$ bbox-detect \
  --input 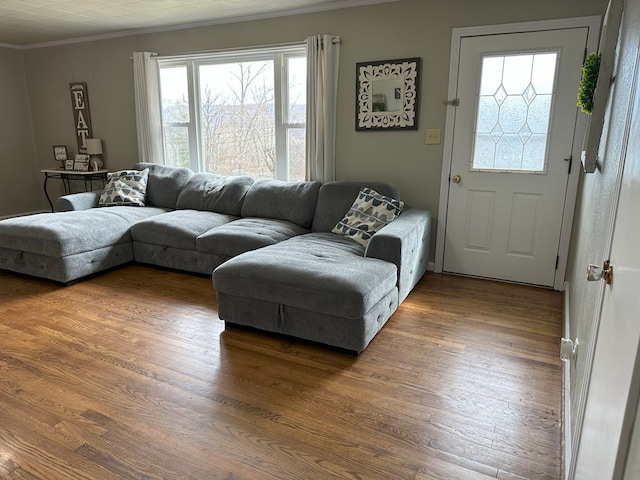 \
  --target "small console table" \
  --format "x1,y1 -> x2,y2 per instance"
41,168 -> 108,212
